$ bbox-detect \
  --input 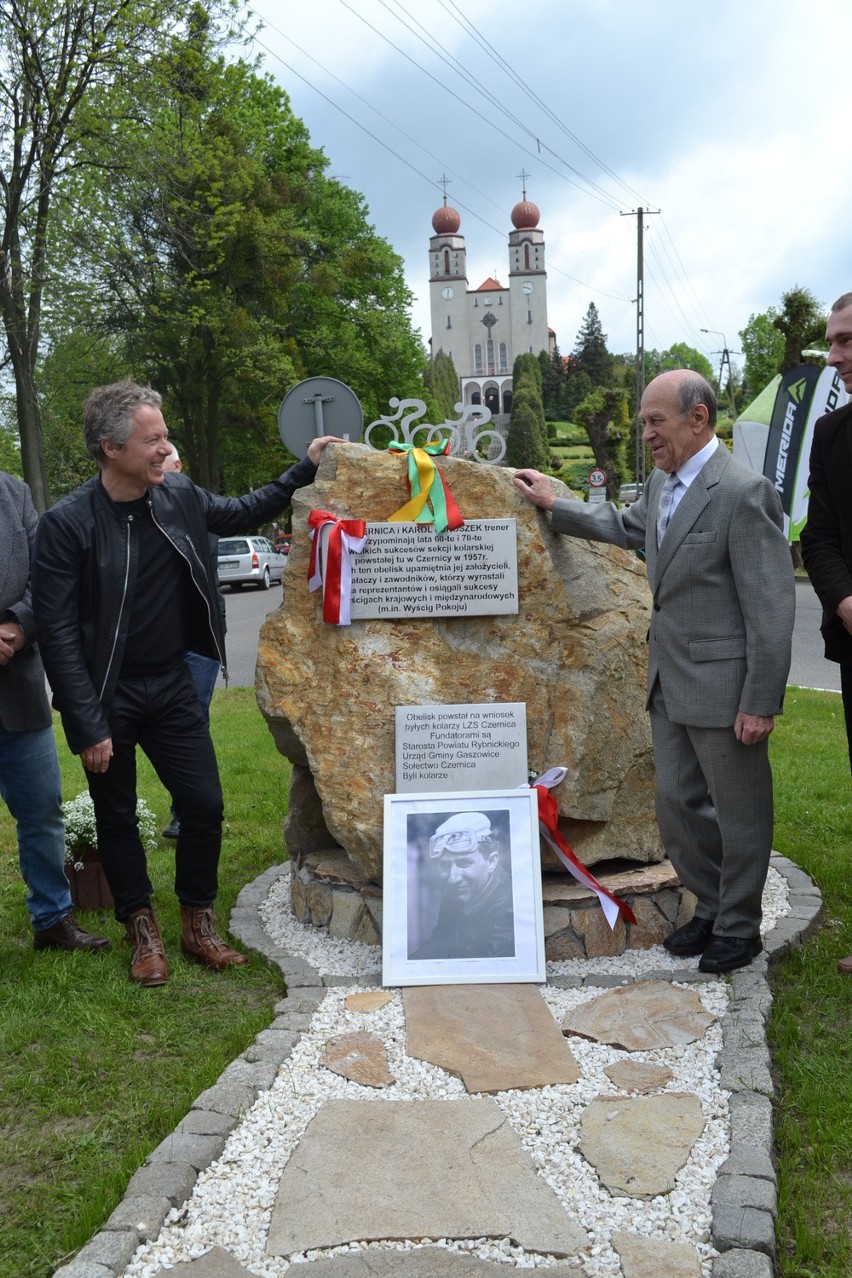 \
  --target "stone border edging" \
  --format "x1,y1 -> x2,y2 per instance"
52,853 -> 823,1278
